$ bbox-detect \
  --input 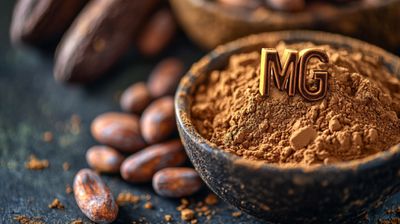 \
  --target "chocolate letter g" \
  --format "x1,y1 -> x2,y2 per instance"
297,49 -> 329,102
